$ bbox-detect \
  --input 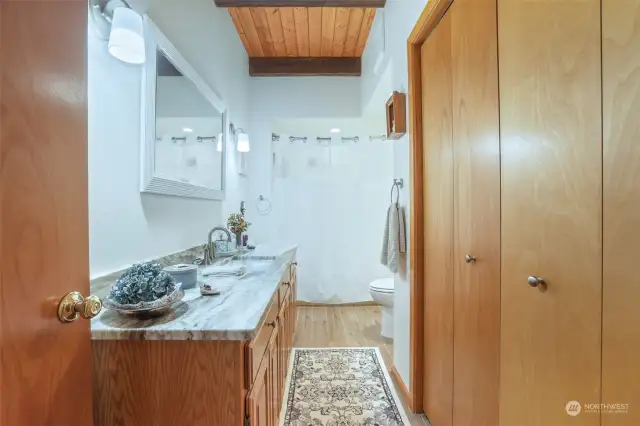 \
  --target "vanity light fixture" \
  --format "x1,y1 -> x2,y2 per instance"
90,0 -> 146,65
183,127 -> 193,133
237,133 -> 250,153
230,123 -> 250,153
330,128 -> 341,133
